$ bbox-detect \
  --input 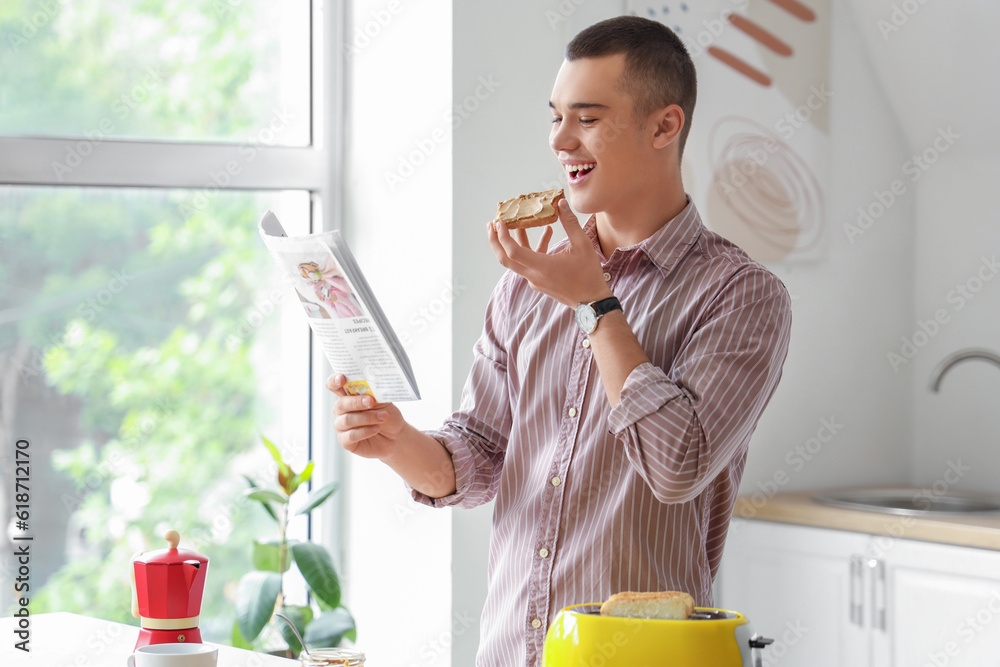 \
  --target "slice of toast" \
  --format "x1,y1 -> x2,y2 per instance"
494,188 -> 565,230
599,591 -> 695,620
